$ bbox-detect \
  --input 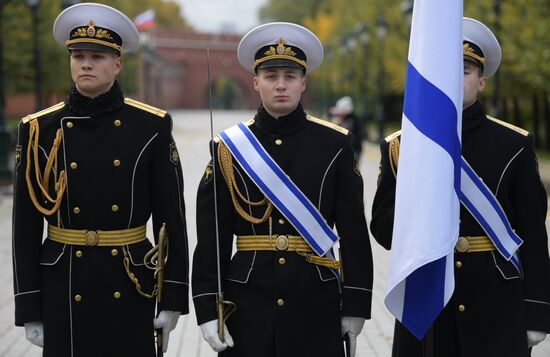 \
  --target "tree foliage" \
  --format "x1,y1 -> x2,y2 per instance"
260,0 -> 550,121
1,0 -> 191,97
